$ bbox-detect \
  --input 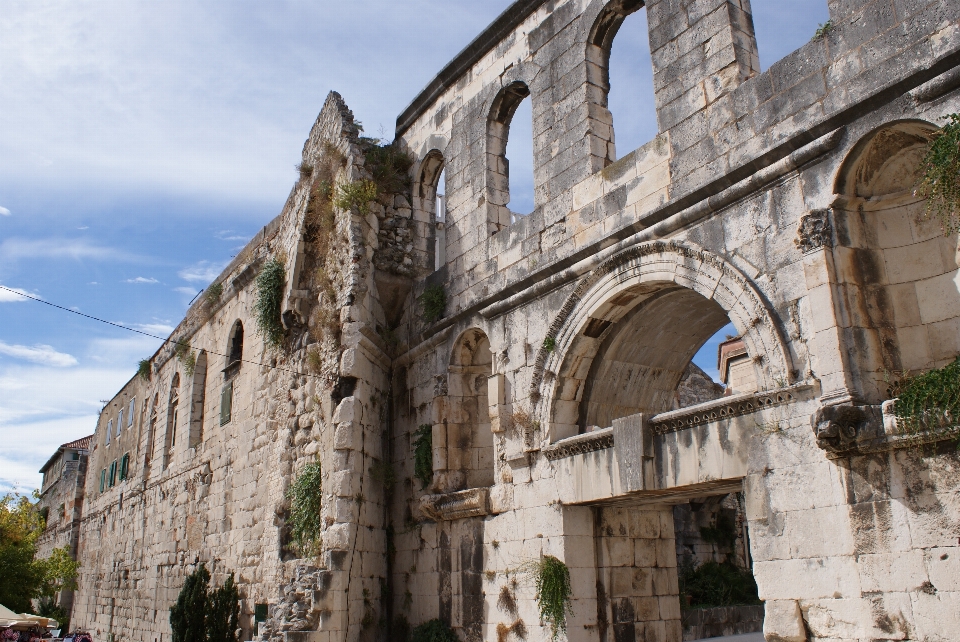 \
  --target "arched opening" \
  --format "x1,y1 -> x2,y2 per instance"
434,329 -> 495,492
164,373 -> 180,469
188,350 -> 207,449
227,320 -> 243,369
831,120 -> 957,401
574,285 -> 735,432
589,0 -> 657,160
487,82 -> 534,232
417,150 -> 446,271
